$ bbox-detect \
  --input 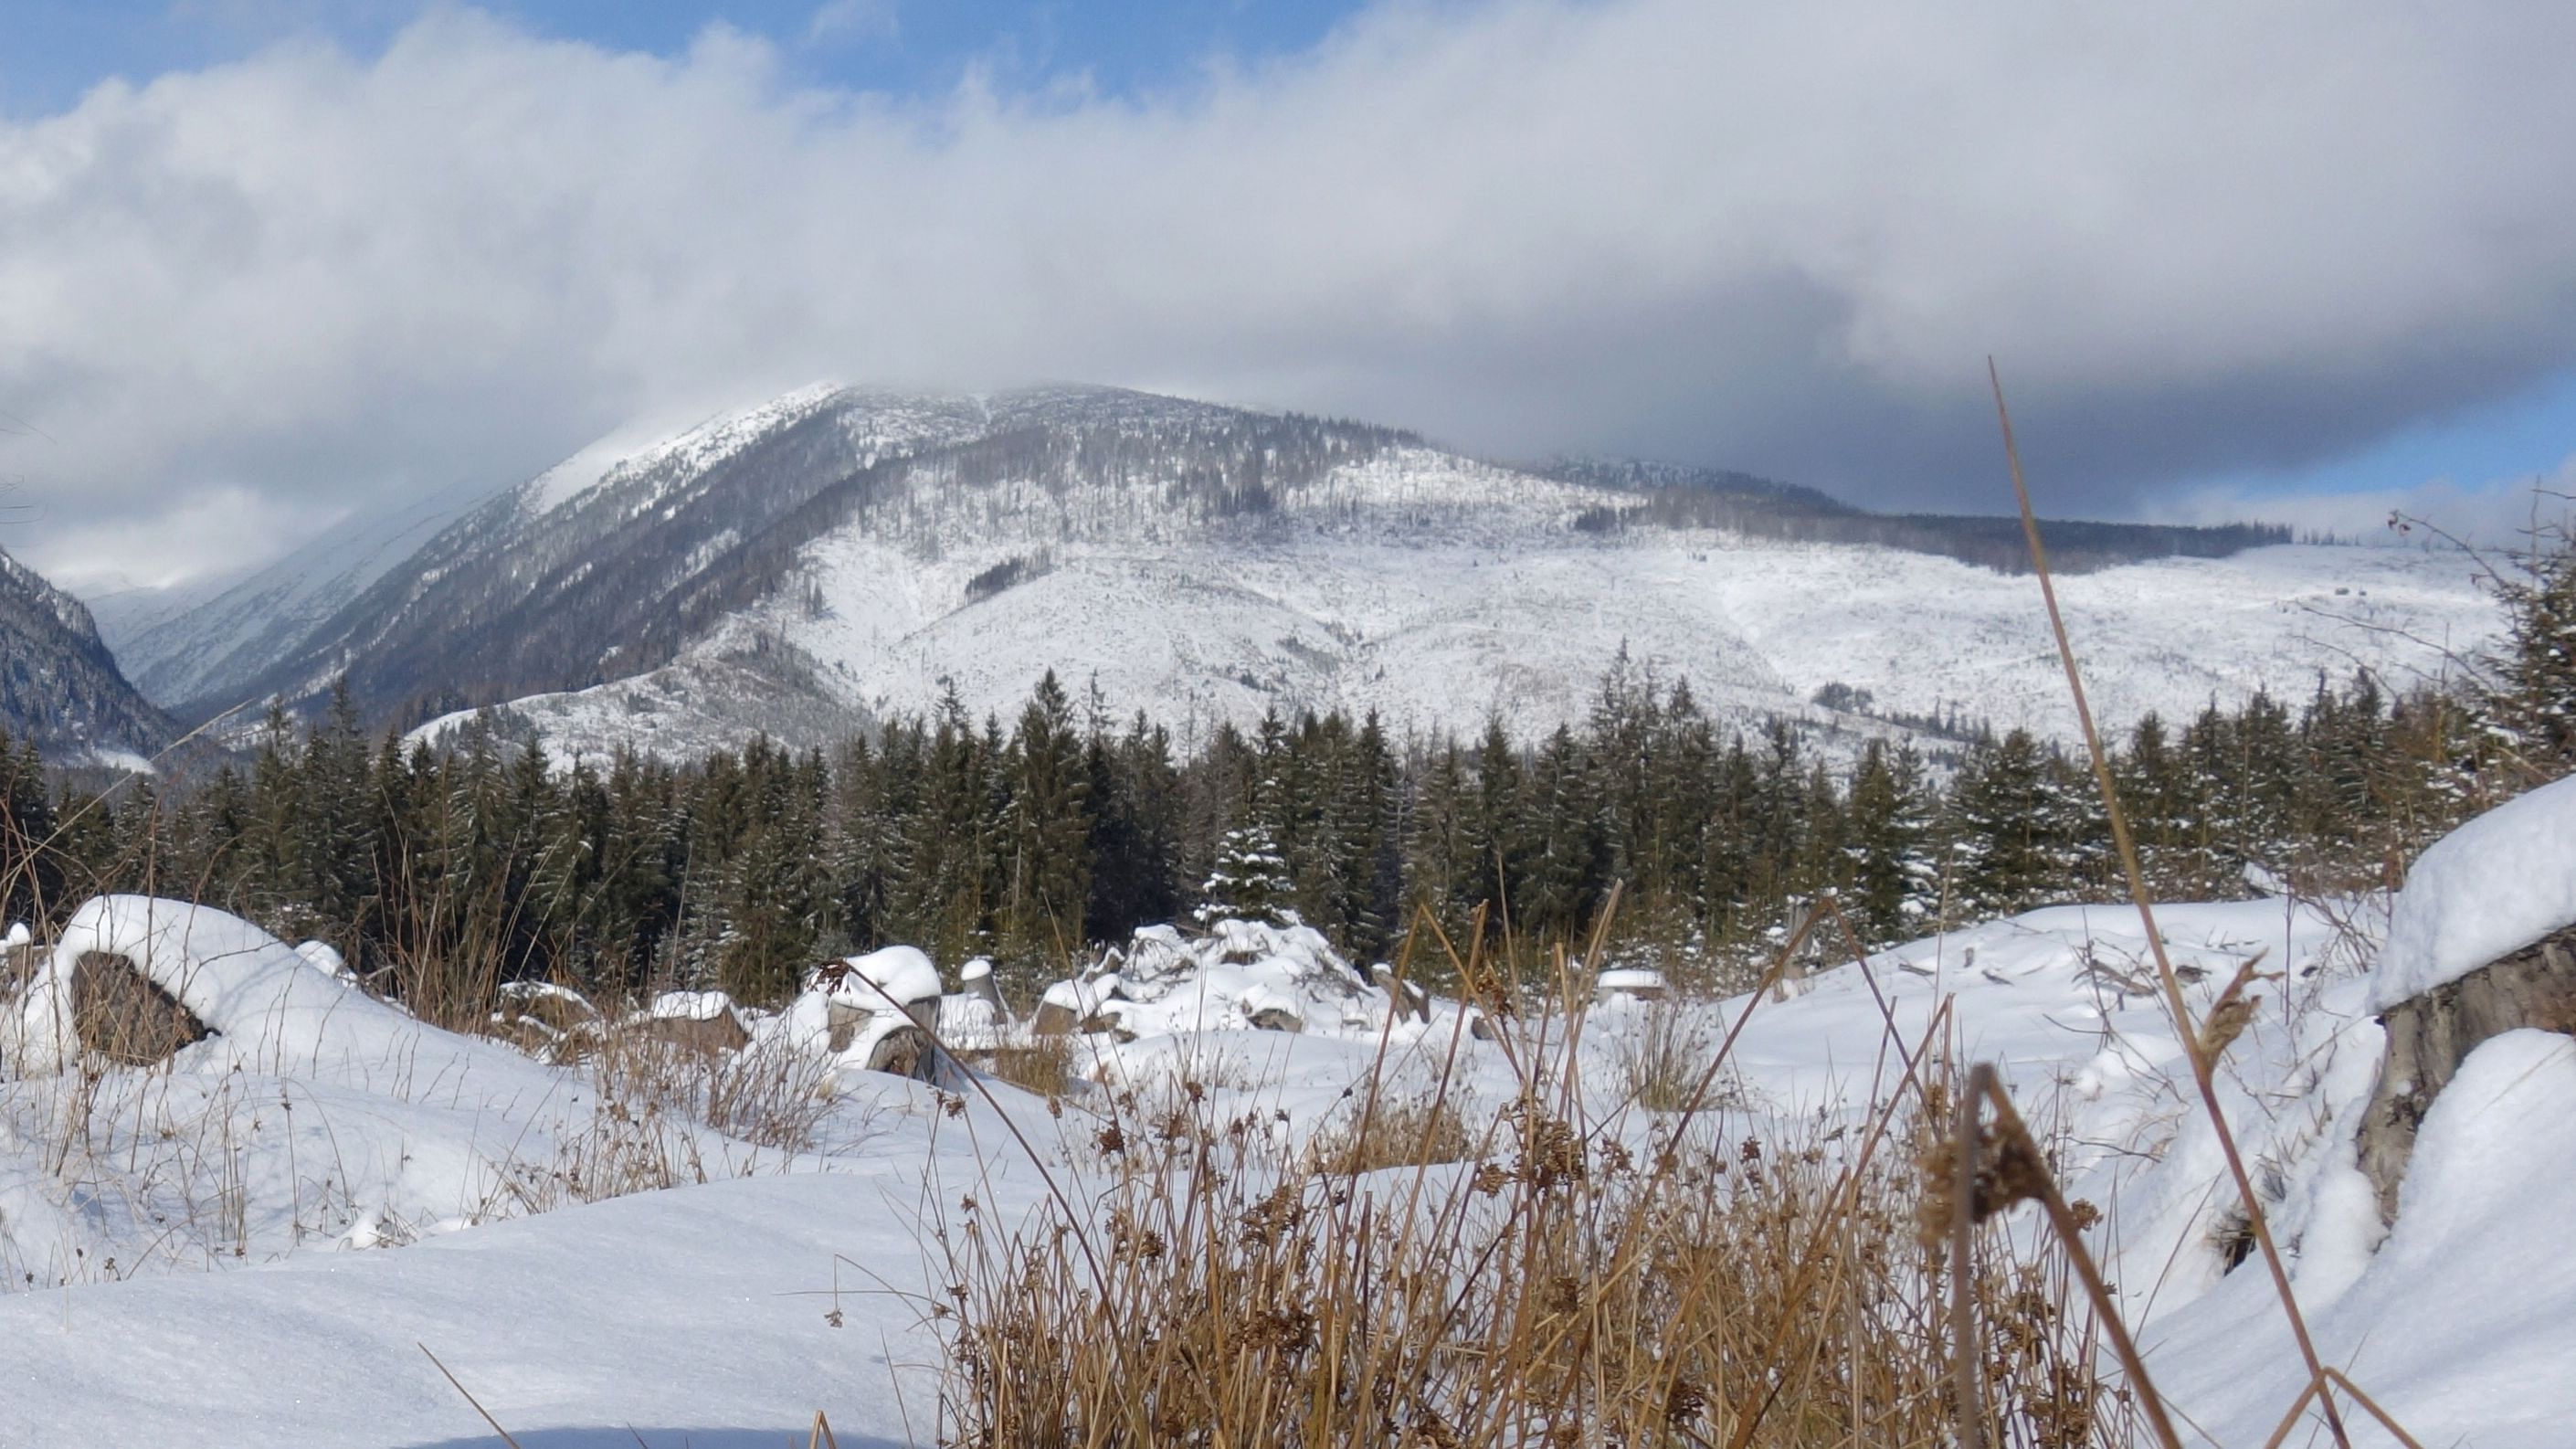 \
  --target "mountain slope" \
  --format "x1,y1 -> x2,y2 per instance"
0,546 -> 174,765
191,386 -> 1413,727
78,380 -> 2492,761
90,472 -> 512,711
373,386 -> 2489,763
